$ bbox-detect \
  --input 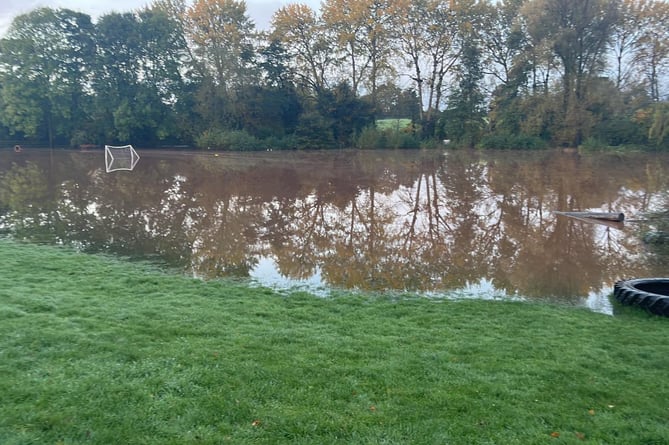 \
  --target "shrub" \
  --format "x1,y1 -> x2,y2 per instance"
593,116 -> 647,146
478,133 -> 547,150
261,135 -> 299,151
196,129 -> 261,151
355,126 -> 420,149
579,137 -> 612,152
355,126 -> 381,149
